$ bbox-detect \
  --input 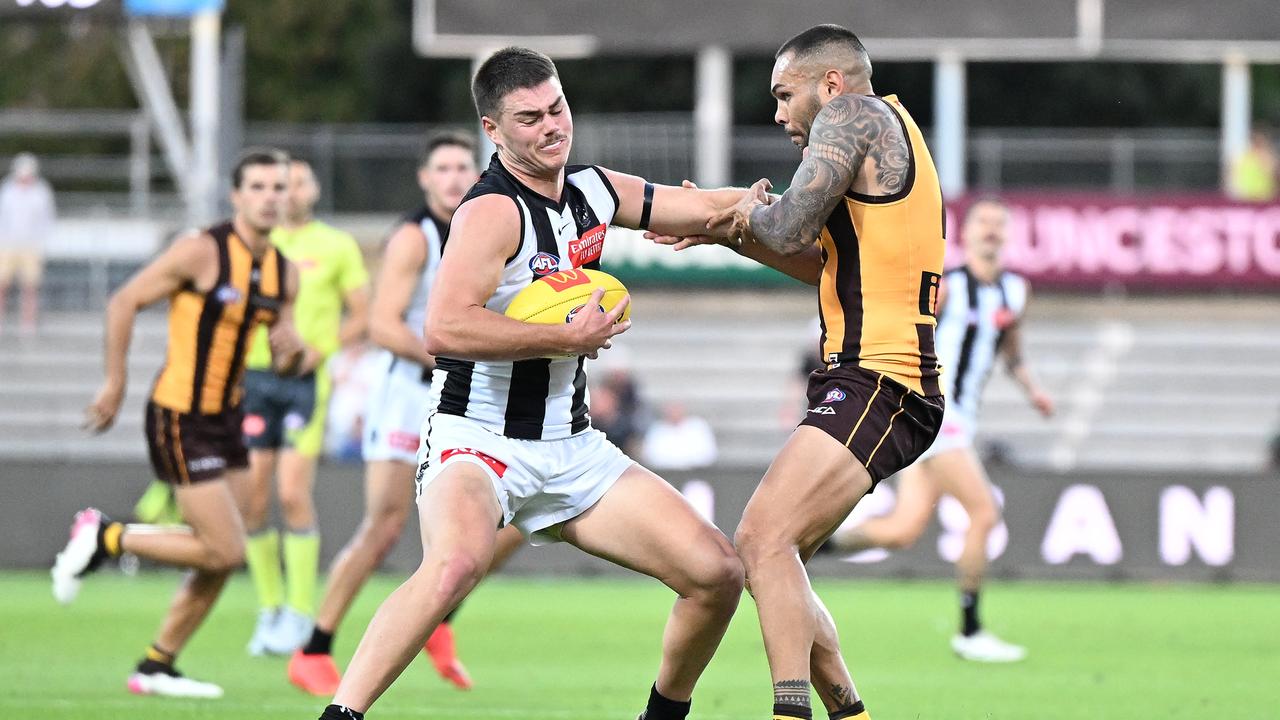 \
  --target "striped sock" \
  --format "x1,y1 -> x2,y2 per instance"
102,522 -> 125,557
145,643 -> 175,665
284,529 -> 320,616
